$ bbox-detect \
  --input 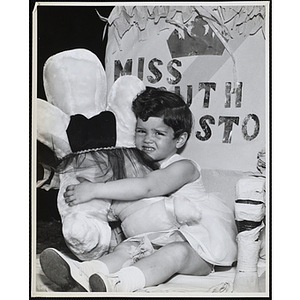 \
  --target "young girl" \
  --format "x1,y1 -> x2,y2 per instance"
40,87 -> 237,292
